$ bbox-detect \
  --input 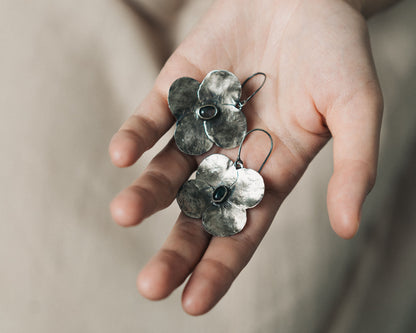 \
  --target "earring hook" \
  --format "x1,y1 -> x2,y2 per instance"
235,128 -> 274,173
237,72 -> 267,109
